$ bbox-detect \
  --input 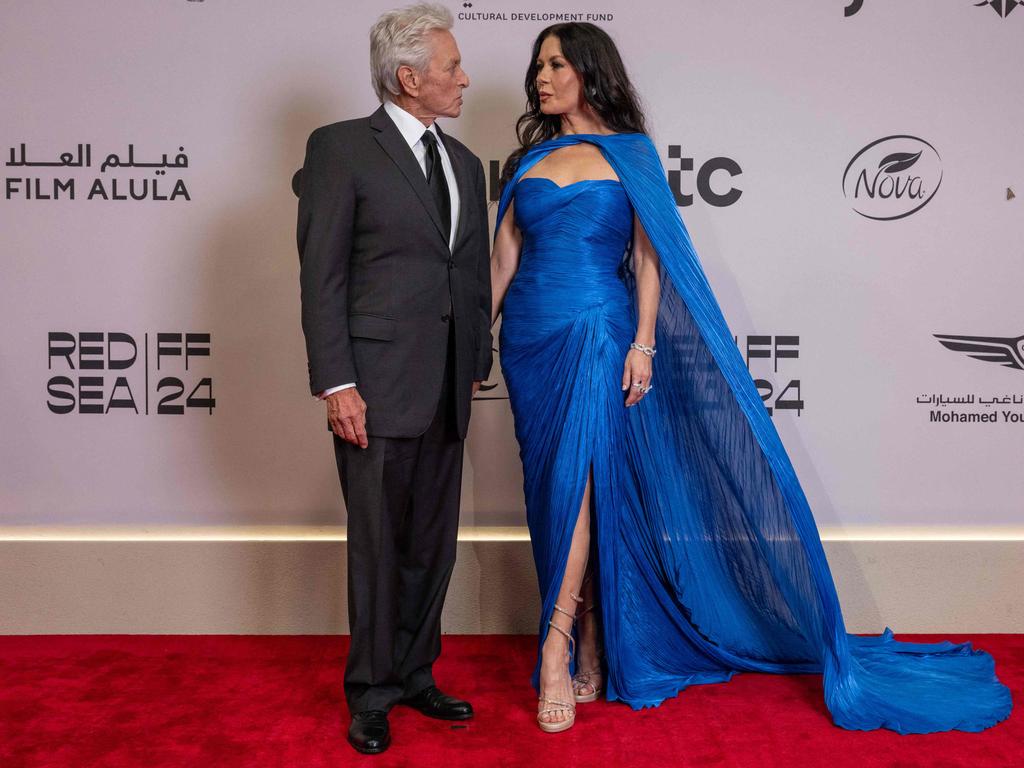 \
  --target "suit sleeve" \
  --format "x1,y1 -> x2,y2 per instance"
472,157 -> 494,381
297,127 -> 358,396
